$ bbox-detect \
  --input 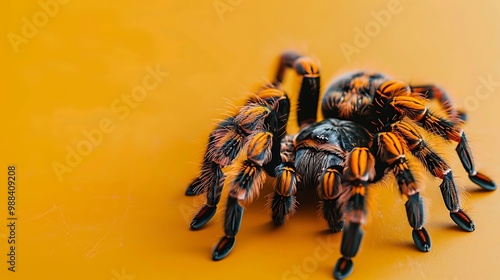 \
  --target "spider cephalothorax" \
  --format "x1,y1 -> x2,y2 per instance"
184,52 -> 496,279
